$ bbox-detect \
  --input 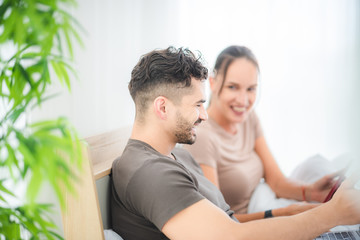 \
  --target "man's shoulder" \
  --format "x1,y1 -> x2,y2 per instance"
112,139 -> 169,173
113,139 -> 192,180
173,147 -> 203,174
112,139 -> 185,199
